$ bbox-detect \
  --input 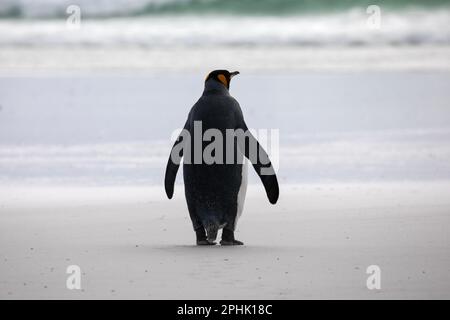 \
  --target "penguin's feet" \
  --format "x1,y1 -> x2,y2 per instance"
220,239 -> 244,246
220,229 -> 244,246
197,239 -> 216,246
195,228 -> 216,246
